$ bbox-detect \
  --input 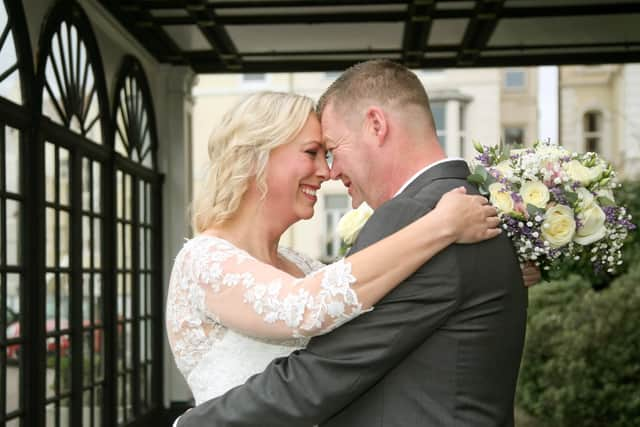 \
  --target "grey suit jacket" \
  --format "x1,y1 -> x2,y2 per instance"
178,160 -> 527,427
